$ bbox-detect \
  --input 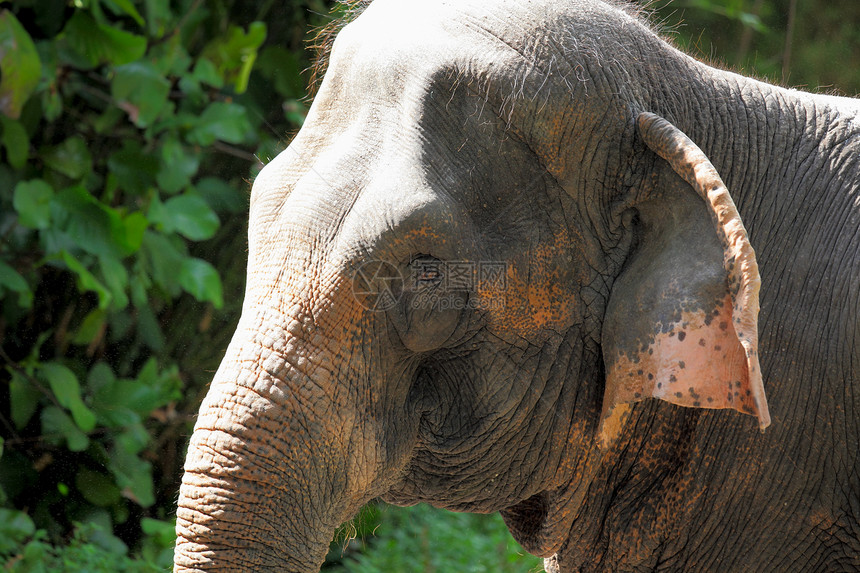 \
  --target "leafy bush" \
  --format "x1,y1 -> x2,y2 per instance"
1,510 -> 173,572
0,0 -> 323,565
325,503 -> 543,573
650,0 -> 860,94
